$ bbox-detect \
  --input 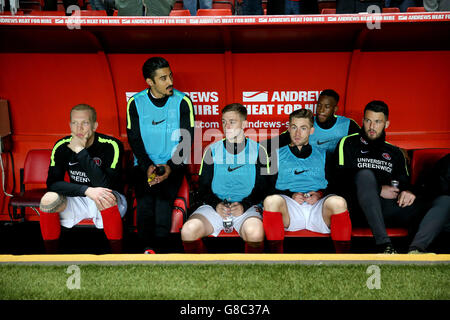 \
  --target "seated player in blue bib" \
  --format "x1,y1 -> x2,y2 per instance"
263,109 -> 352,253
181,103 -> 270,253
